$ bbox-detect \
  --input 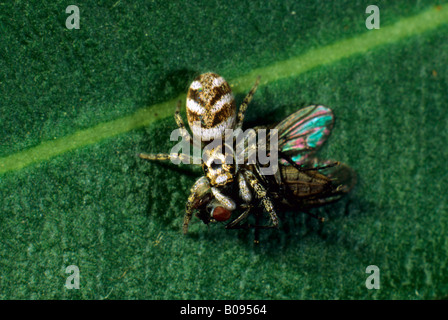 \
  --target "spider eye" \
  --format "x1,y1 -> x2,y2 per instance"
210,160 -> 222,170
211,163 -> 221,170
